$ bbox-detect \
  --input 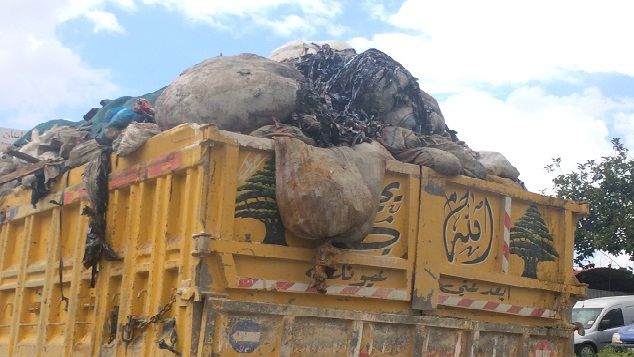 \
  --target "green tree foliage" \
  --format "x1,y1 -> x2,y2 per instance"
547,138 -> 634,263
510,204 -> 559,278
234,158 -> 286,245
